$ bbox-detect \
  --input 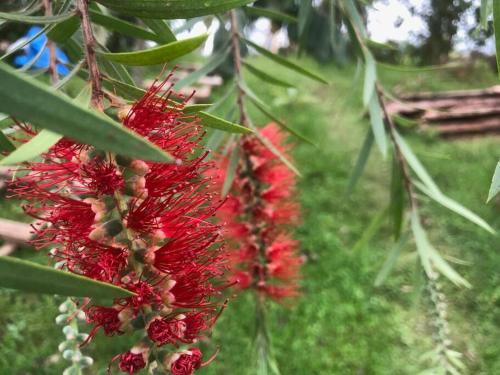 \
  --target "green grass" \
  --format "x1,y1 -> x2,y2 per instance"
0,58 -> 499,374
